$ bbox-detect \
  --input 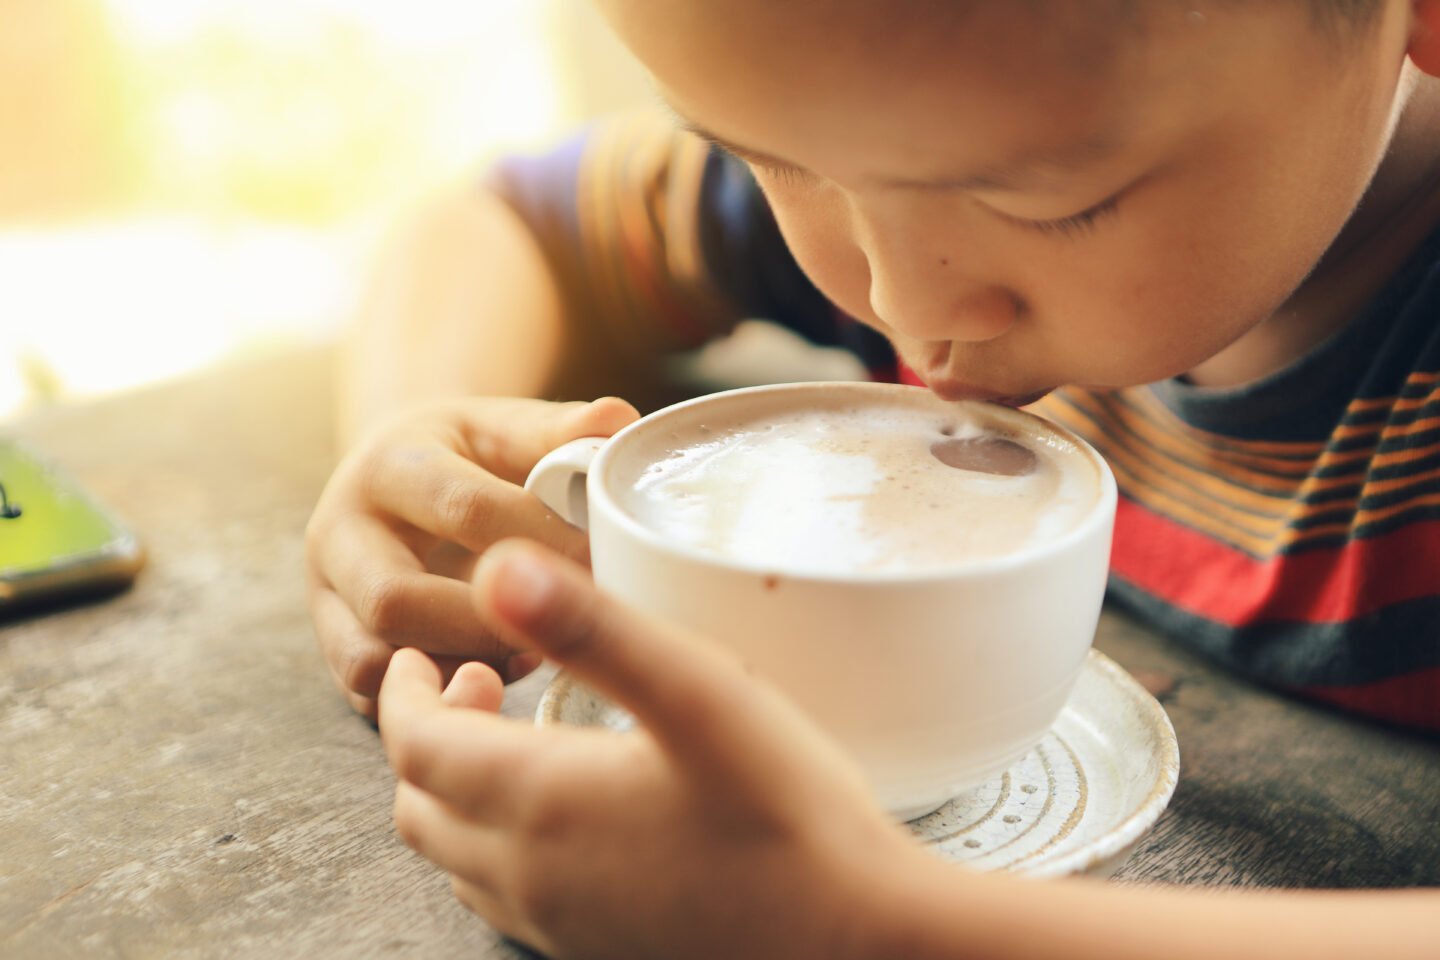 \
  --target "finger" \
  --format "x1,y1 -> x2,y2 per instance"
442,661 -> 505,711
472,540 -> 788,780
451,395 -> 640,485
313,586 -> 505,704
346,691 -> 378,721
379,648 -> 547,819
363,445 -> 592,563
449,875 -> 536,950
322,514 -> 525,658
393,781 -> 508,890
311,585 -> 396,701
